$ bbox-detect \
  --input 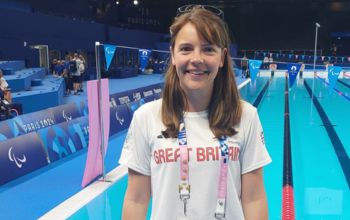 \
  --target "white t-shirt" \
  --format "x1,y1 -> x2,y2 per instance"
119,99 -> 271,220
0,77 -> 9,90
71,58 -> 84,76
